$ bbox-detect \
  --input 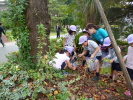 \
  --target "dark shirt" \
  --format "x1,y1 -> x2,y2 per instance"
0,26 -> 5,37
56,26 -> 60,31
